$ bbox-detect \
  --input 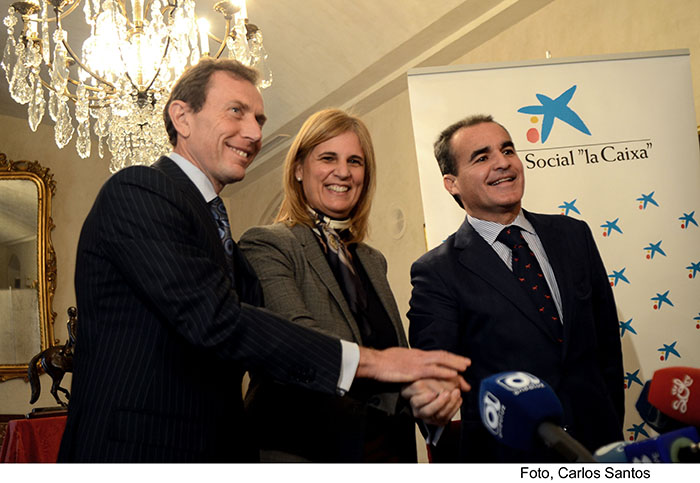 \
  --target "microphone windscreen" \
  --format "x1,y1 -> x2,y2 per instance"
636,381 -> 686,433
593,441 -> 628,462
479,371 -> 563,450
623,426 -> 699,463
648,367 -> 700,426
